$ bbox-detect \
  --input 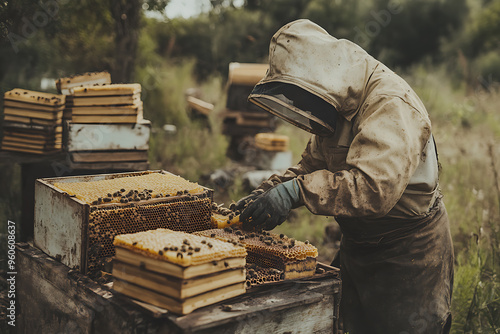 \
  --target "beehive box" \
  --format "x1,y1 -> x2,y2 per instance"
34,170 -> 213,274
64,120 -> 151,152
